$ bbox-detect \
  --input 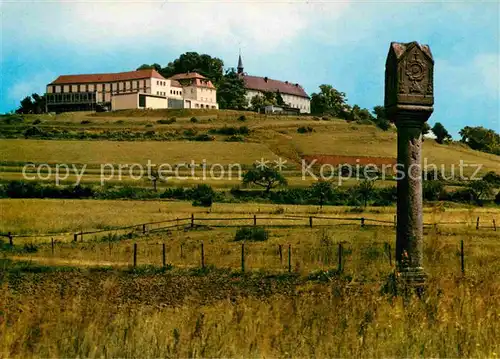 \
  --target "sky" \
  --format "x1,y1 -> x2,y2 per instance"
1,0 -> 499,137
